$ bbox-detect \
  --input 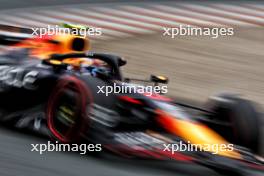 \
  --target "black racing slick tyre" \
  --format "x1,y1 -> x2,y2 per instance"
205,93 -> 261,154
46,76 -> 92,143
